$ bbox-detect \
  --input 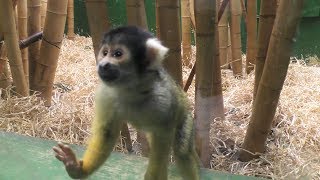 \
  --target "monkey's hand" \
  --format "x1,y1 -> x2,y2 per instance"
53,142 -> 87,179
